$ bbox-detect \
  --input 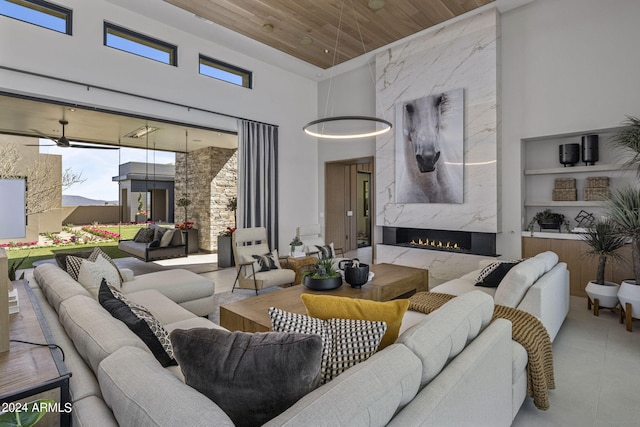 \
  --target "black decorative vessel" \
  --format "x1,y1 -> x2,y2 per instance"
581,135 -> 599,166
559,143 -> 580,167
303,276 -> 343,291
339,259 -> 370,288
